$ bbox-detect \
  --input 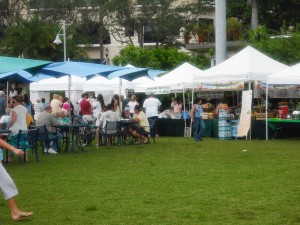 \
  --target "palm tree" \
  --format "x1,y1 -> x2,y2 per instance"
247,0 -> 258,29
